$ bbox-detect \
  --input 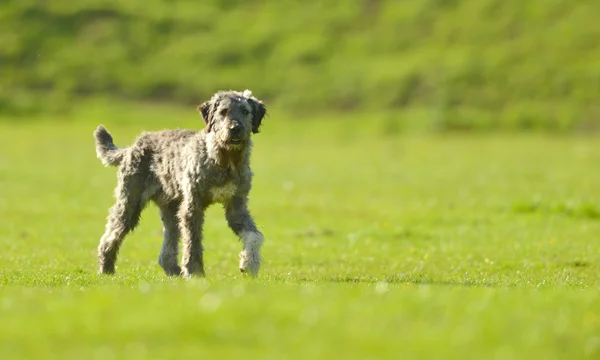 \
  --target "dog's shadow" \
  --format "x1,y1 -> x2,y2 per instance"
299,275 -> 502,288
